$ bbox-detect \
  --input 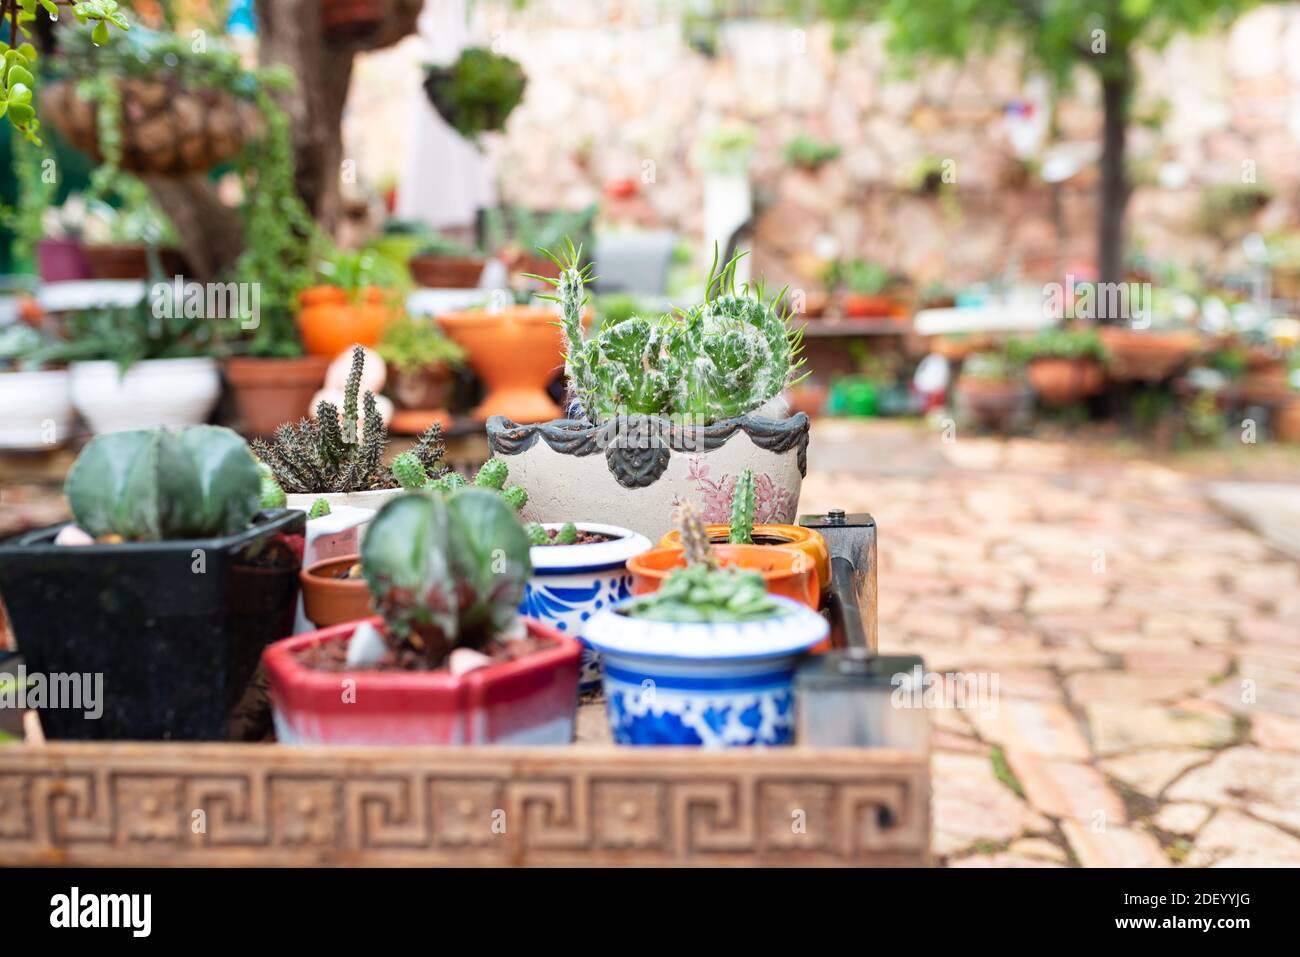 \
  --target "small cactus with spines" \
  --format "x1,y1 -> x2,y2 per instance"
500,485 -> 527,512
473,458 -> 508,490
391,451 -> 428,491
308,497 -> 332,519
524,522 -> 551,546
728,469 -> 756,544
677,500 -> 718,570
257,461 -> 286,509
555,522 -> 579,544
